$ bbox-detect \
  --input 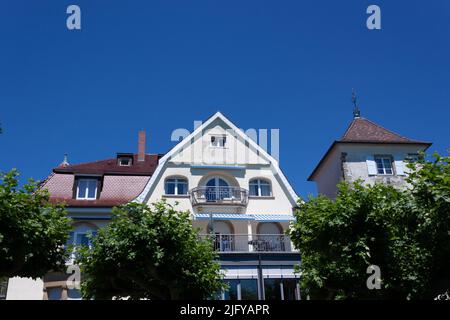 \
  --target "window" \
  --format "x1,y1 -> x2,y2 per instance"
223,279 -> 239,300
282,279 -> 300,300
165,178 -> 188,195
206,177 -> 230,201
118,157 -> 132,166
47,287 -> 62,300
211,135 -> 226,147
240,279 -> 258,300
264,279 -> 282,300
249,179 -> 272,197
374,156 -> 393,175
66,224 -> 97,262
222,279 -> 258,300
67,288 -> 82,300
76,179 -> 98,200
